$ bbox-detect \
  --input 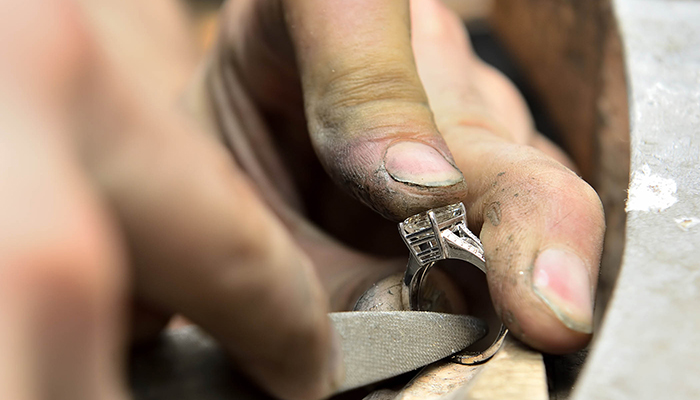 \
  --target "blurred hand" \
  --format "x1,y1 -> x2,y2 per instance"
0,1 -> 604,400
